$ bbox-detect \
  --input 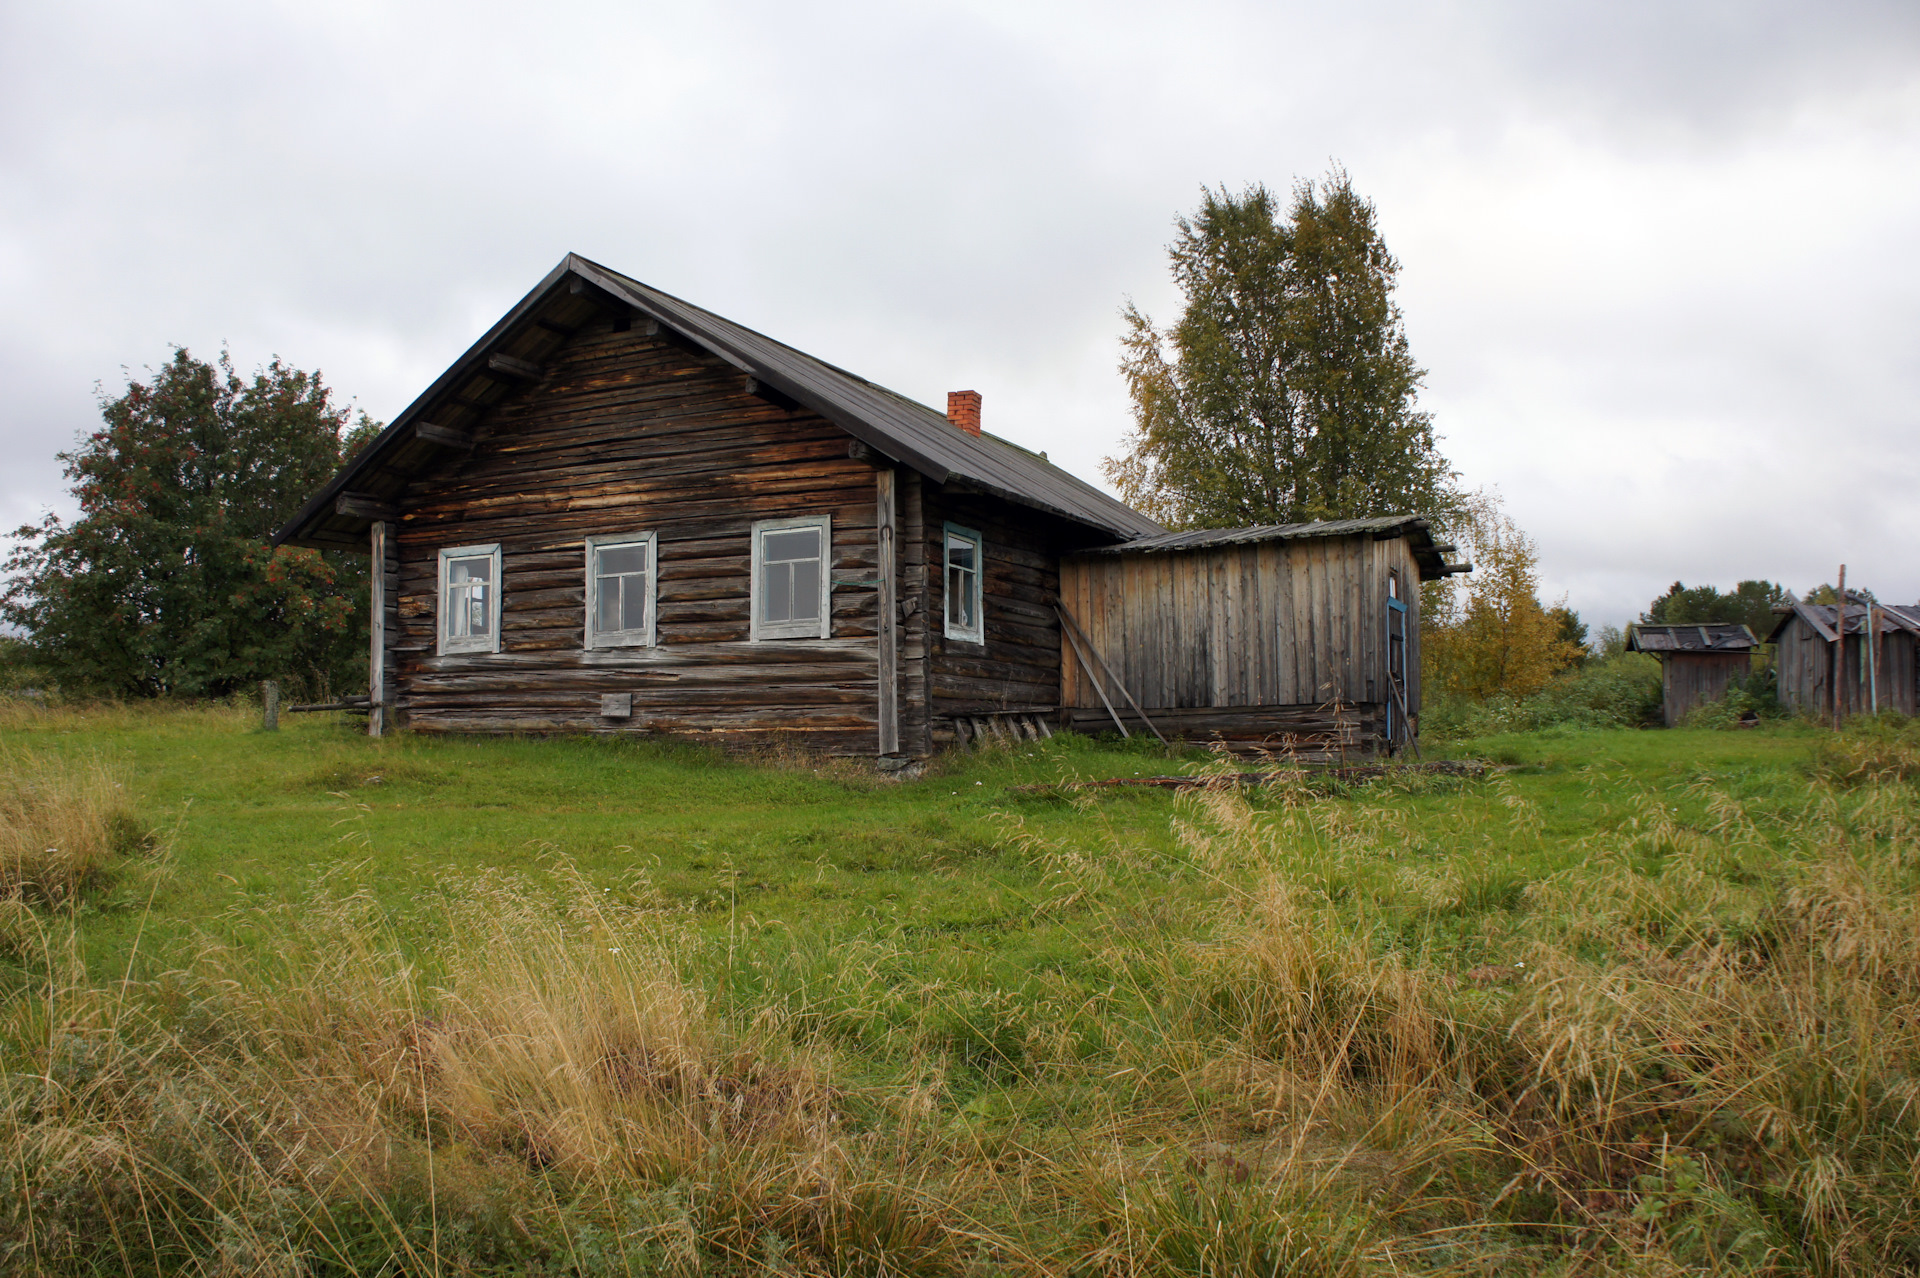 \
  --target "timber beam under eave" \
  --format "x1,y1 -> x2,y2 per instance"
335,492 -> 398,521
485,353 -> 544,380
